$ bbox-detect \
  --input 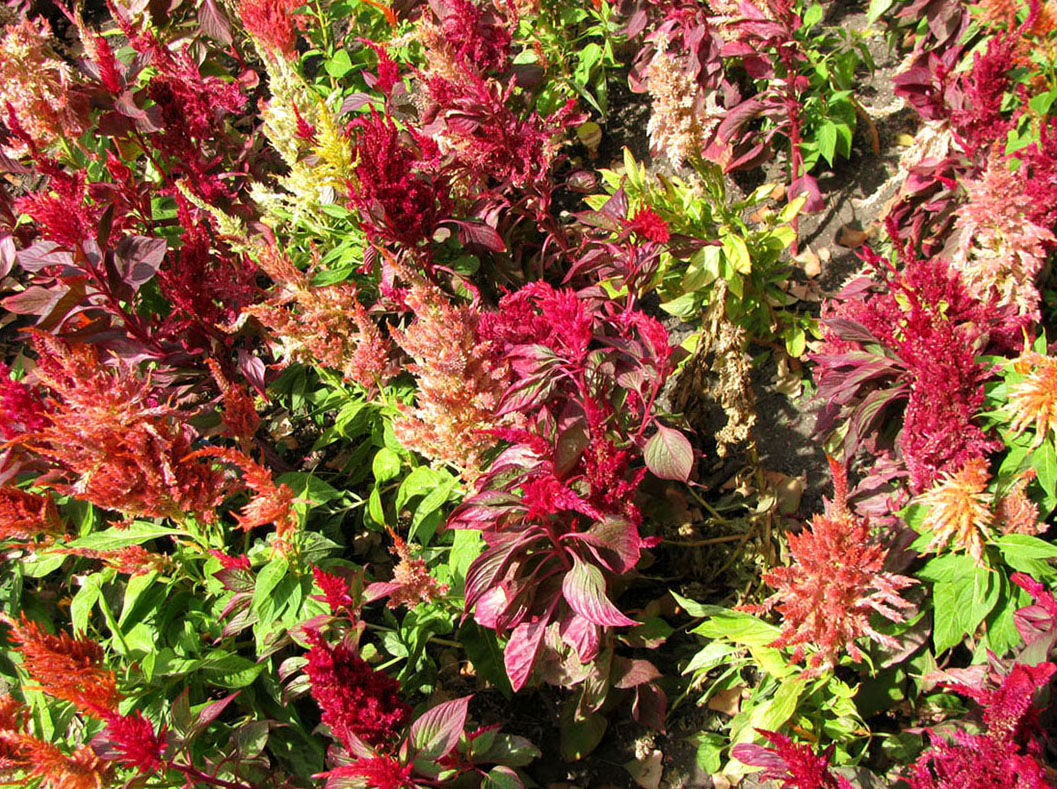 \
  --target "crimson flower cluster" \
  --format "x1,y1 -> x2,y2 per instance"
909,661 -> 1056,788
347,109 -> 452,251
732,729 -> 853,789
303,629 -> 411,750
